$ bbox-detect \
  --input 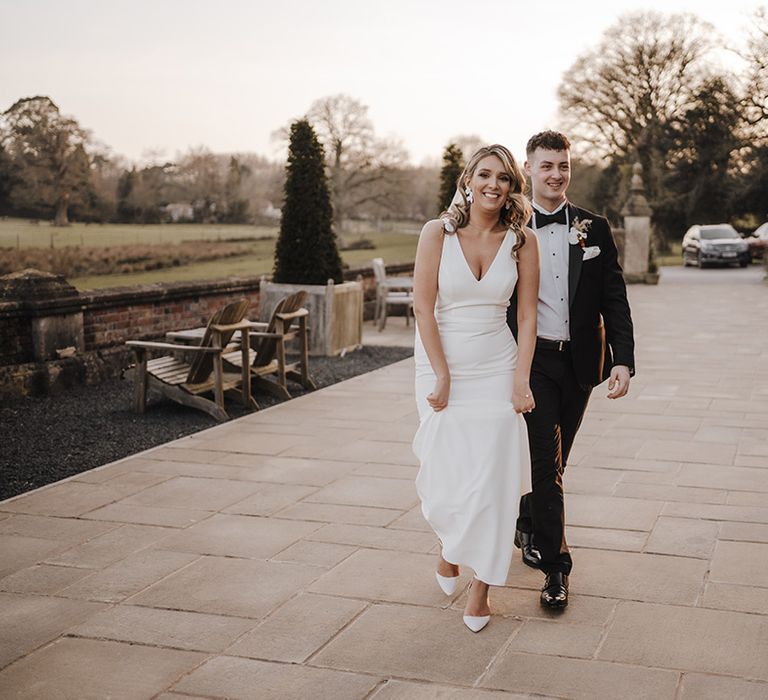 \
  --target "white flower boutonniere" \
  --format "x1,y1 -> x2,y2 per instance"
568,216 -> 592,247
